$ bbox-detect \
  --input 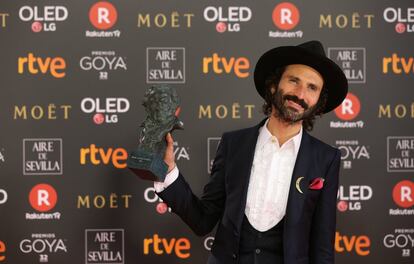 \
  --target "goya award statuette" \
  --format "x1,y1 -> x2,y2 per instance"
127,85 -> 183,181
